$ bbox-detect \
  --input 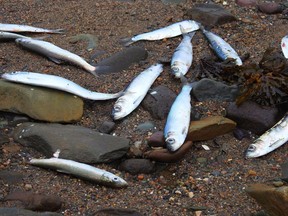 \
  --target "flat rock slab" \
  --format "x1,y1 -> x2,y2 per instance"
246,184 -> 288,216
0,208 -> 62,216
184,3 -> 237,27
13,123 -> 130,163
0,80 -> 83,123
187,116 -> 236,141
